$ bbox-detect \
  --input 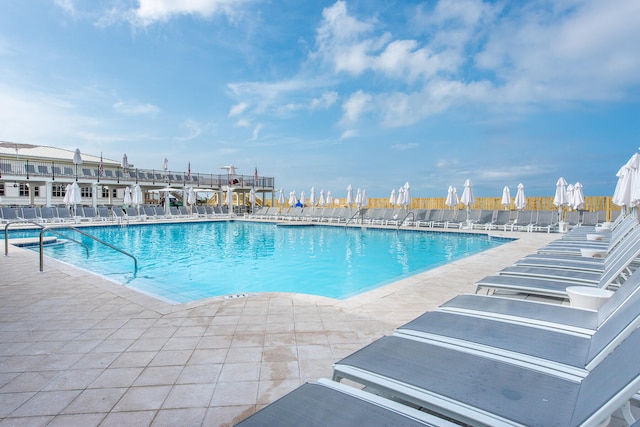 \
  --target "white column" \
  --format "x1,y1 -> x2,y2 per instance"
45,181 -> 53,207
92,182 -> 98,207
